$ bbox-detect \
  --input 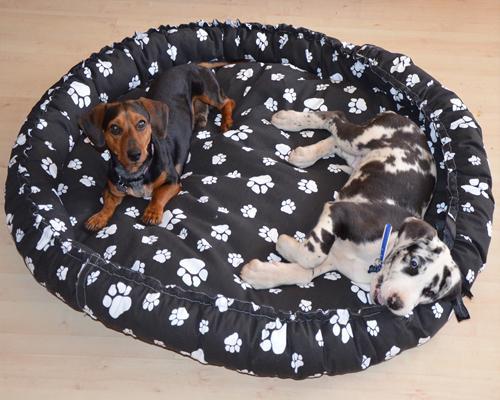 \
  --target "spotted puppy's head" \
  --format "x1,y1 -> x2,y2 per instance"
371,217 -> 462,316
79,98 -> 169,172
